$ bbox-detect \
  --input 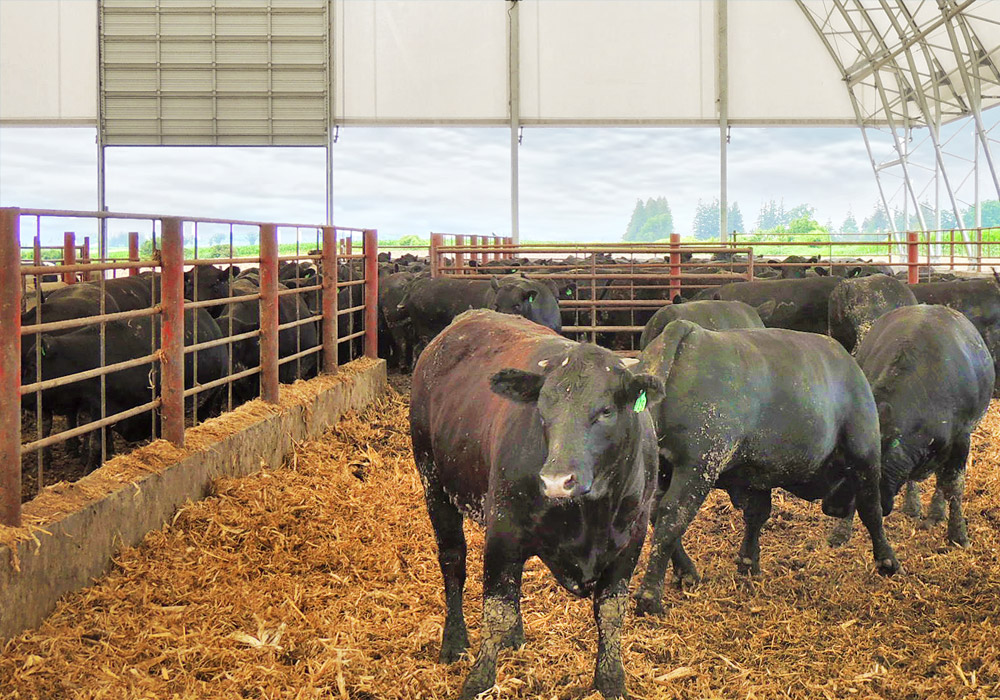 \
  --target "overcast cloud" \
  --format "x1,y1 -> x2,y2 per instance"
0,122 -> 968,244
